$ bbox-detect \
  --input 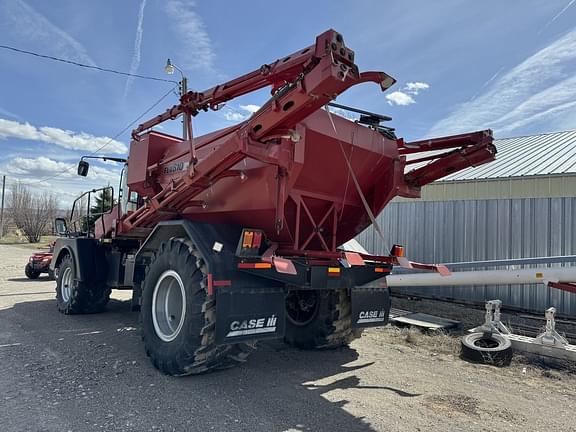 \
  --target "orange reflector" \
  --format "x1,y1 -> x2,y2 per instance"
242,231 -> 254,249
390,244 -> 405,257
328,267 -> 341,273
374,267 -> 387,273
